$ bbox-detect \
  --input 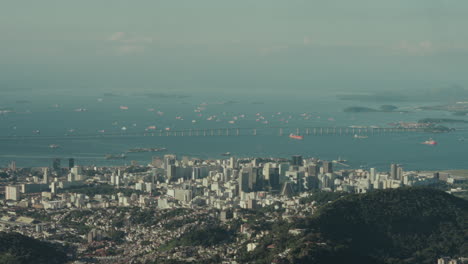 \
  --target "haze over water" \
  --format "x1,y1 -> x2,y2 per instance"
1,1 -> 468,170
1,92 -> 467,171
